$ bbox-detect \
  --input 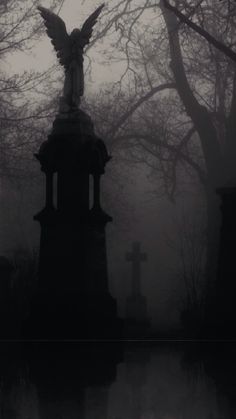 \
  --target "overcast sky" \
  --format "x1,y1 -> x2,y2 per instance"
6,0 -> 125,89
